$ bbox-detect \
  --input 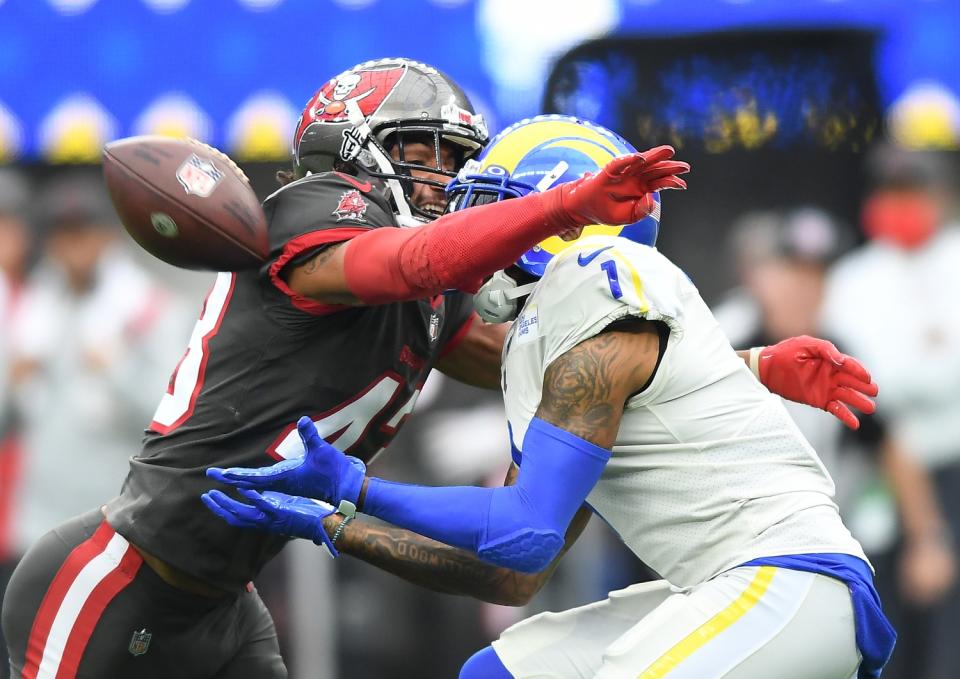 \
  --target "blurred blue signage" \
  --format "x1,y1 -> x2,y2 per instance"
0,0 -> 956,163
